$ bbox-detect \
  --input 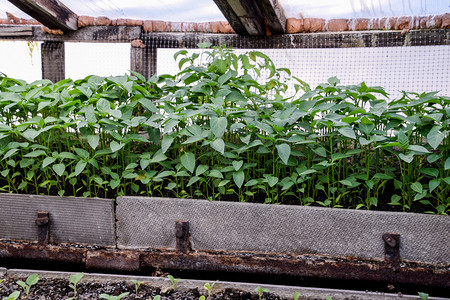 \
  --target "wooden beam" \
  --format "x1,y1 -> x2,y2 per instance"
213,0 -> 247,35
256,0 -> 286,34
214,0 -> 265,36
41,41 -> 64,82
0,25 -> 32,37
214,0 -> 286,36
8,0 -> 78,31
